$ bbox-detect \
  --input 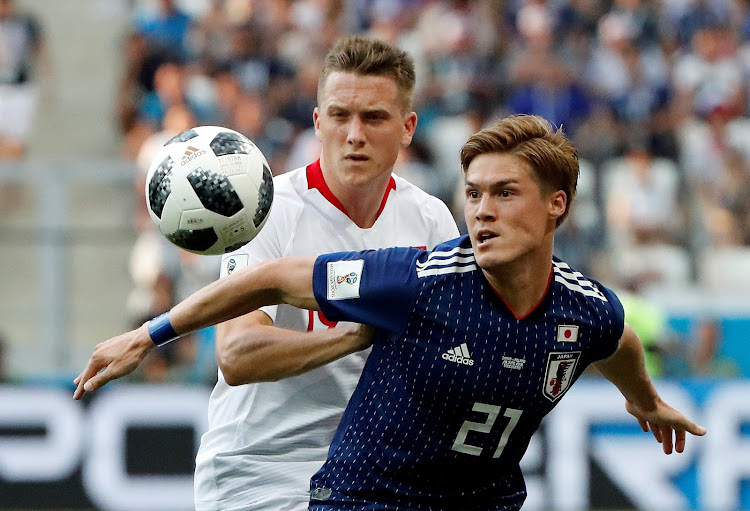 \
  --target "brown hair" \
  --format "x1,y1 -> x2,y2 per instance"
318,35 -> 416,112
460,114 -> 579,226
